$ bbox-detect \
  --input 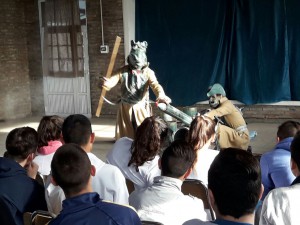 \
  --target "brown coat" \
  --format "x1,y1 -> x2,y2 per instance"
105,66 -> 167,139
206,97 -> 250,150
